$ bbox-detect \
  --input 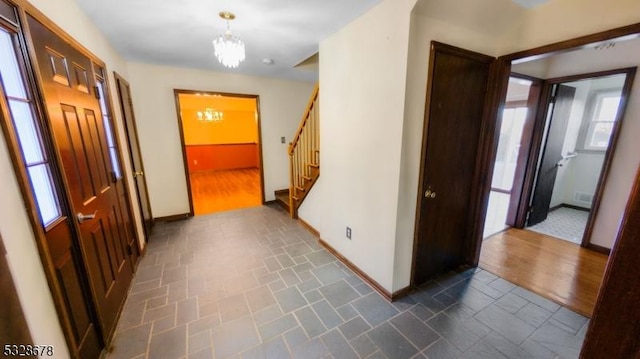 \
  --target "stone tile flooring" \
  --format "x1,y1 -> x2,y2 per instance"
107,205 -> 588,359
528,208 -> 588,245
